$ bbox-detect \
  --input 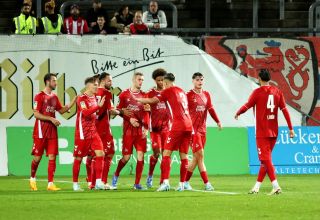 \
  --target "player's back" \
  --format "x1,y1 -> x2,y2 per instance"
253,85 -> 286,137
161,86 -> 192,131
